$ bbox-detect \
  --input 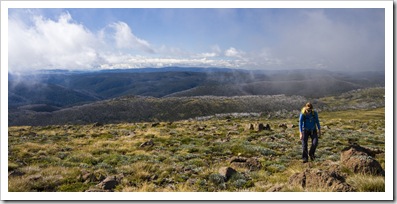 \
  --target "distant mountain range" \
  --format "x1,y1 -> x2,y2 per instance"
8,67 -> 385,126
